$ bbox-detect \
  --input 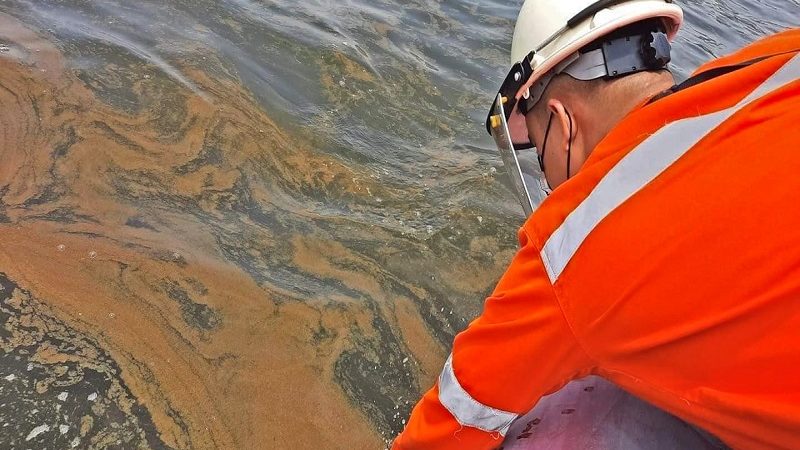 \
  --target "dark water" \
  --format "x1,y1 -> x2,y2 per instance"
0,1 -> 796,448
